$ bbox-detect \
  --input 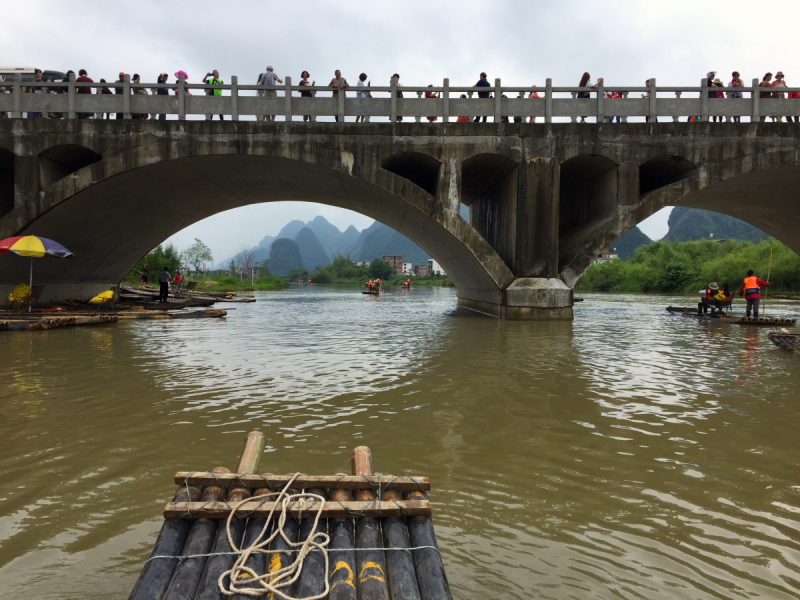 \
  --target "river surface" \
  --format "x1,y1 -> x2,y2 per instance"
1,286 -> 800,599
